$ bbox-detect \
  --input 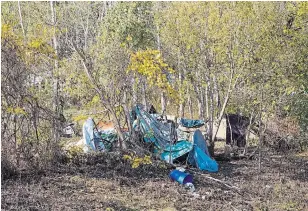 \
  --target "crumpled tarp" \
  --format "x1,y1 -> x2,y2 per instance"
82,105 -> 218,172
83,118 -> 117,152
188,130 -> 218,172
134,105 -> 193,161
179,118 -> 205,128
133,105 -> 218,172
